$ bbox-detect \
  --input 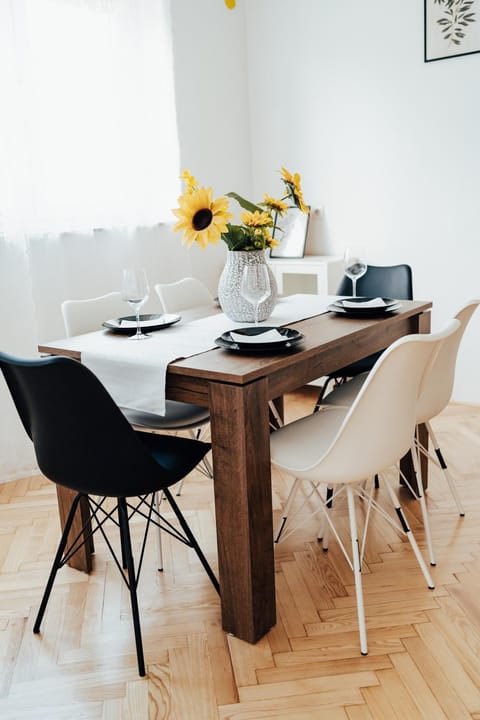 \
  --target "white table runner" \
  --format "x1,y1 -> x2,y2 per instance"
82,294 -> 335,415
